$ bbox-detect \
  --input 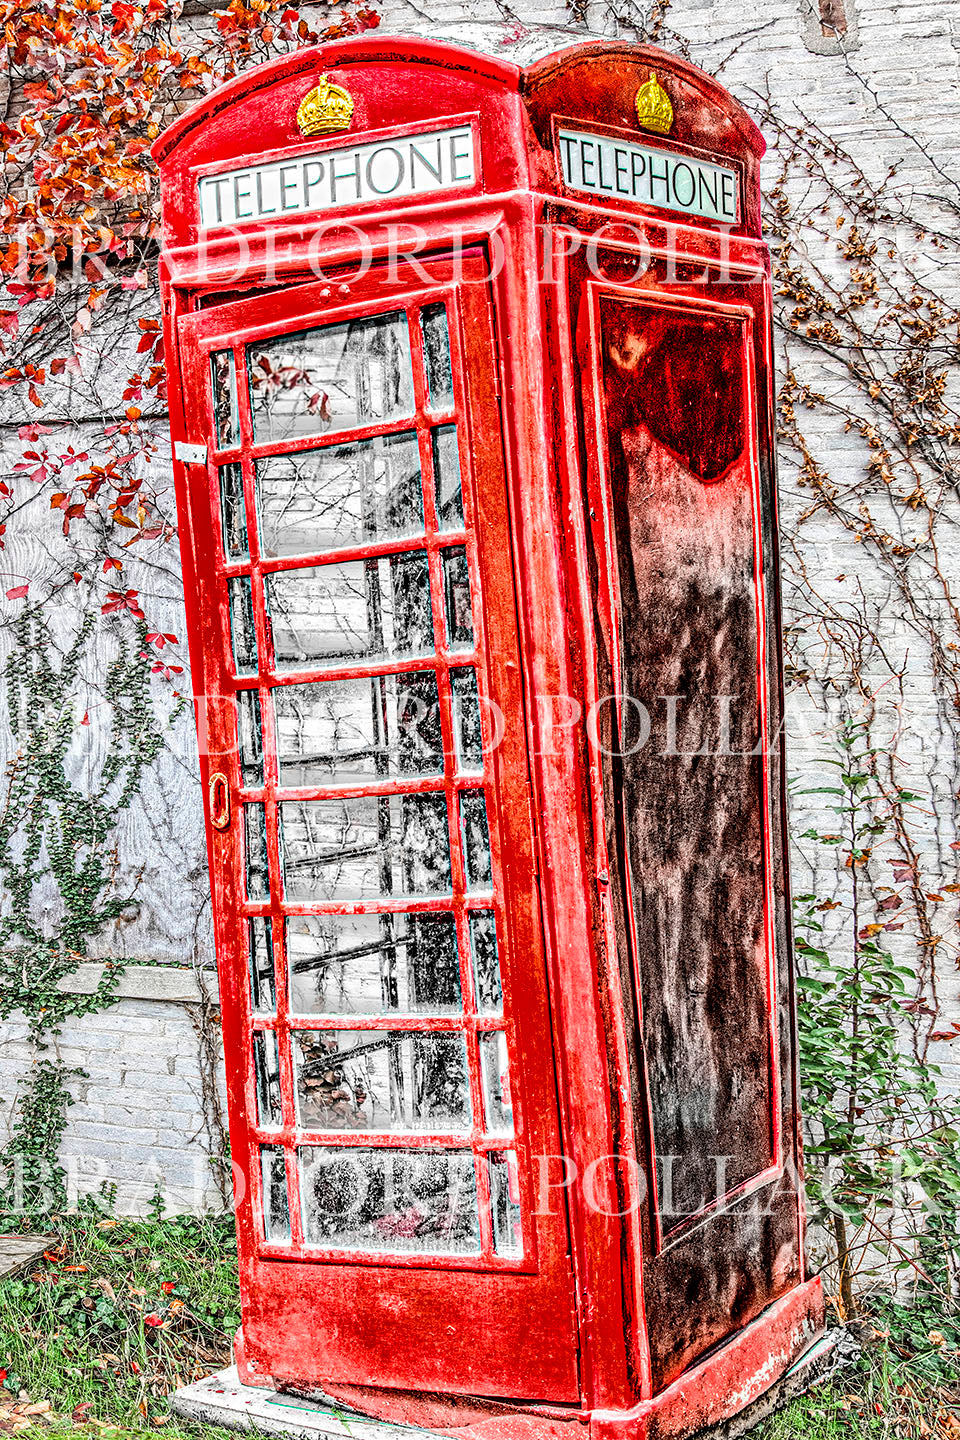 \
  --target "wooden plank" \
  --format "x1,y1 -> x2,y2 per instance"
0,1235 -> 53,1279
